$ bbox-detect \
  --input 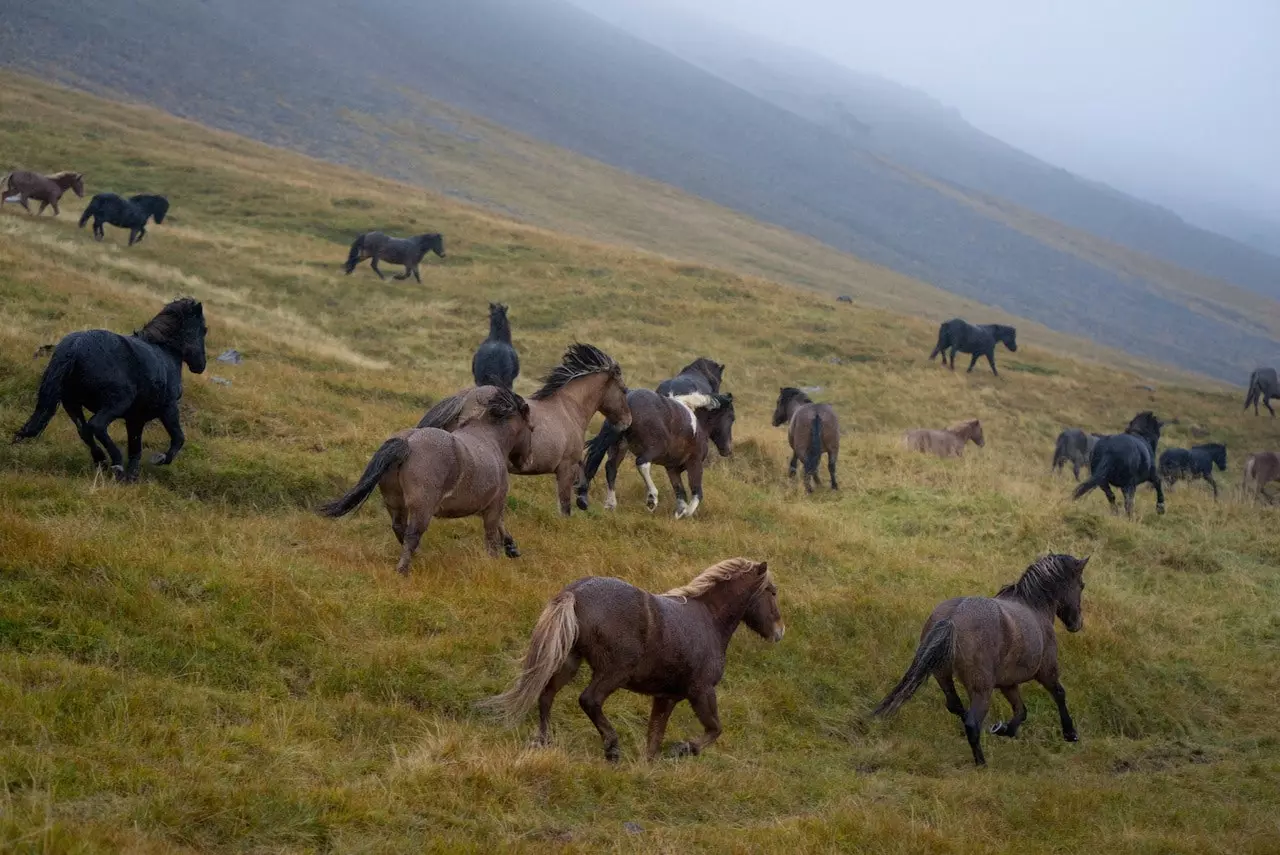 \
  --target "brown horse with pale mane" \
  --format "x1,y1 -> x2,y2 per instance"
319,386 -> 534,574
904,419 -> 985,457
0,170 -> 85,216
873,553 -> 1089,766
483,557 -> 783,762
